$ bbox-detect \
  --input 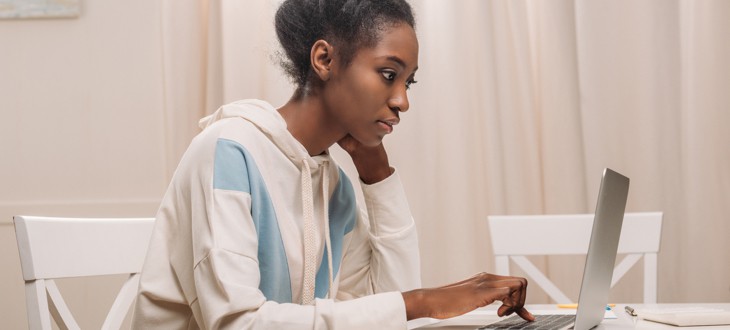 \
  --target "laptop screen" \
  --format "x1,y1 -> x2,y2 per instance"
573,168 -> 630,330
